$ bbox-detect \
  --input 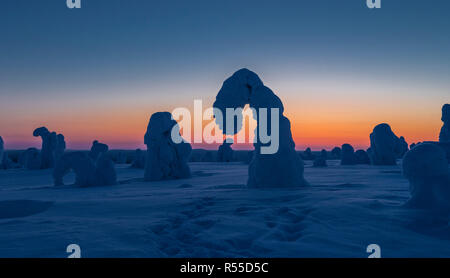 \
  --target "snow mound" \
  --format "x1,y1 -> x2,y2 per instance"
31,127 -> 65,169
331,147 -> 341,159
131,149 -> 146,169
53,150 -> 117,187
368,123 -> 402,165
313,150 -> 327,167
402,143 -> 450,210
439,104 -> 450,142
355,150 -> 370,165
398,136 -> 409,158
213,69 -> 307,188
0,136 -> 10,170
144,112 -> 192,181
89,140 -> 109,162
303,148 -> 315,160
94,153 -> 117,186
22,148 -> 41,170
217,141 -> 234,162
341,144 -> 357,165
55,134 -> 66,162
202,151 -> 215,162
0,136 -> 3,166
33,127 -> 56,169
115,151 -> 128,164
